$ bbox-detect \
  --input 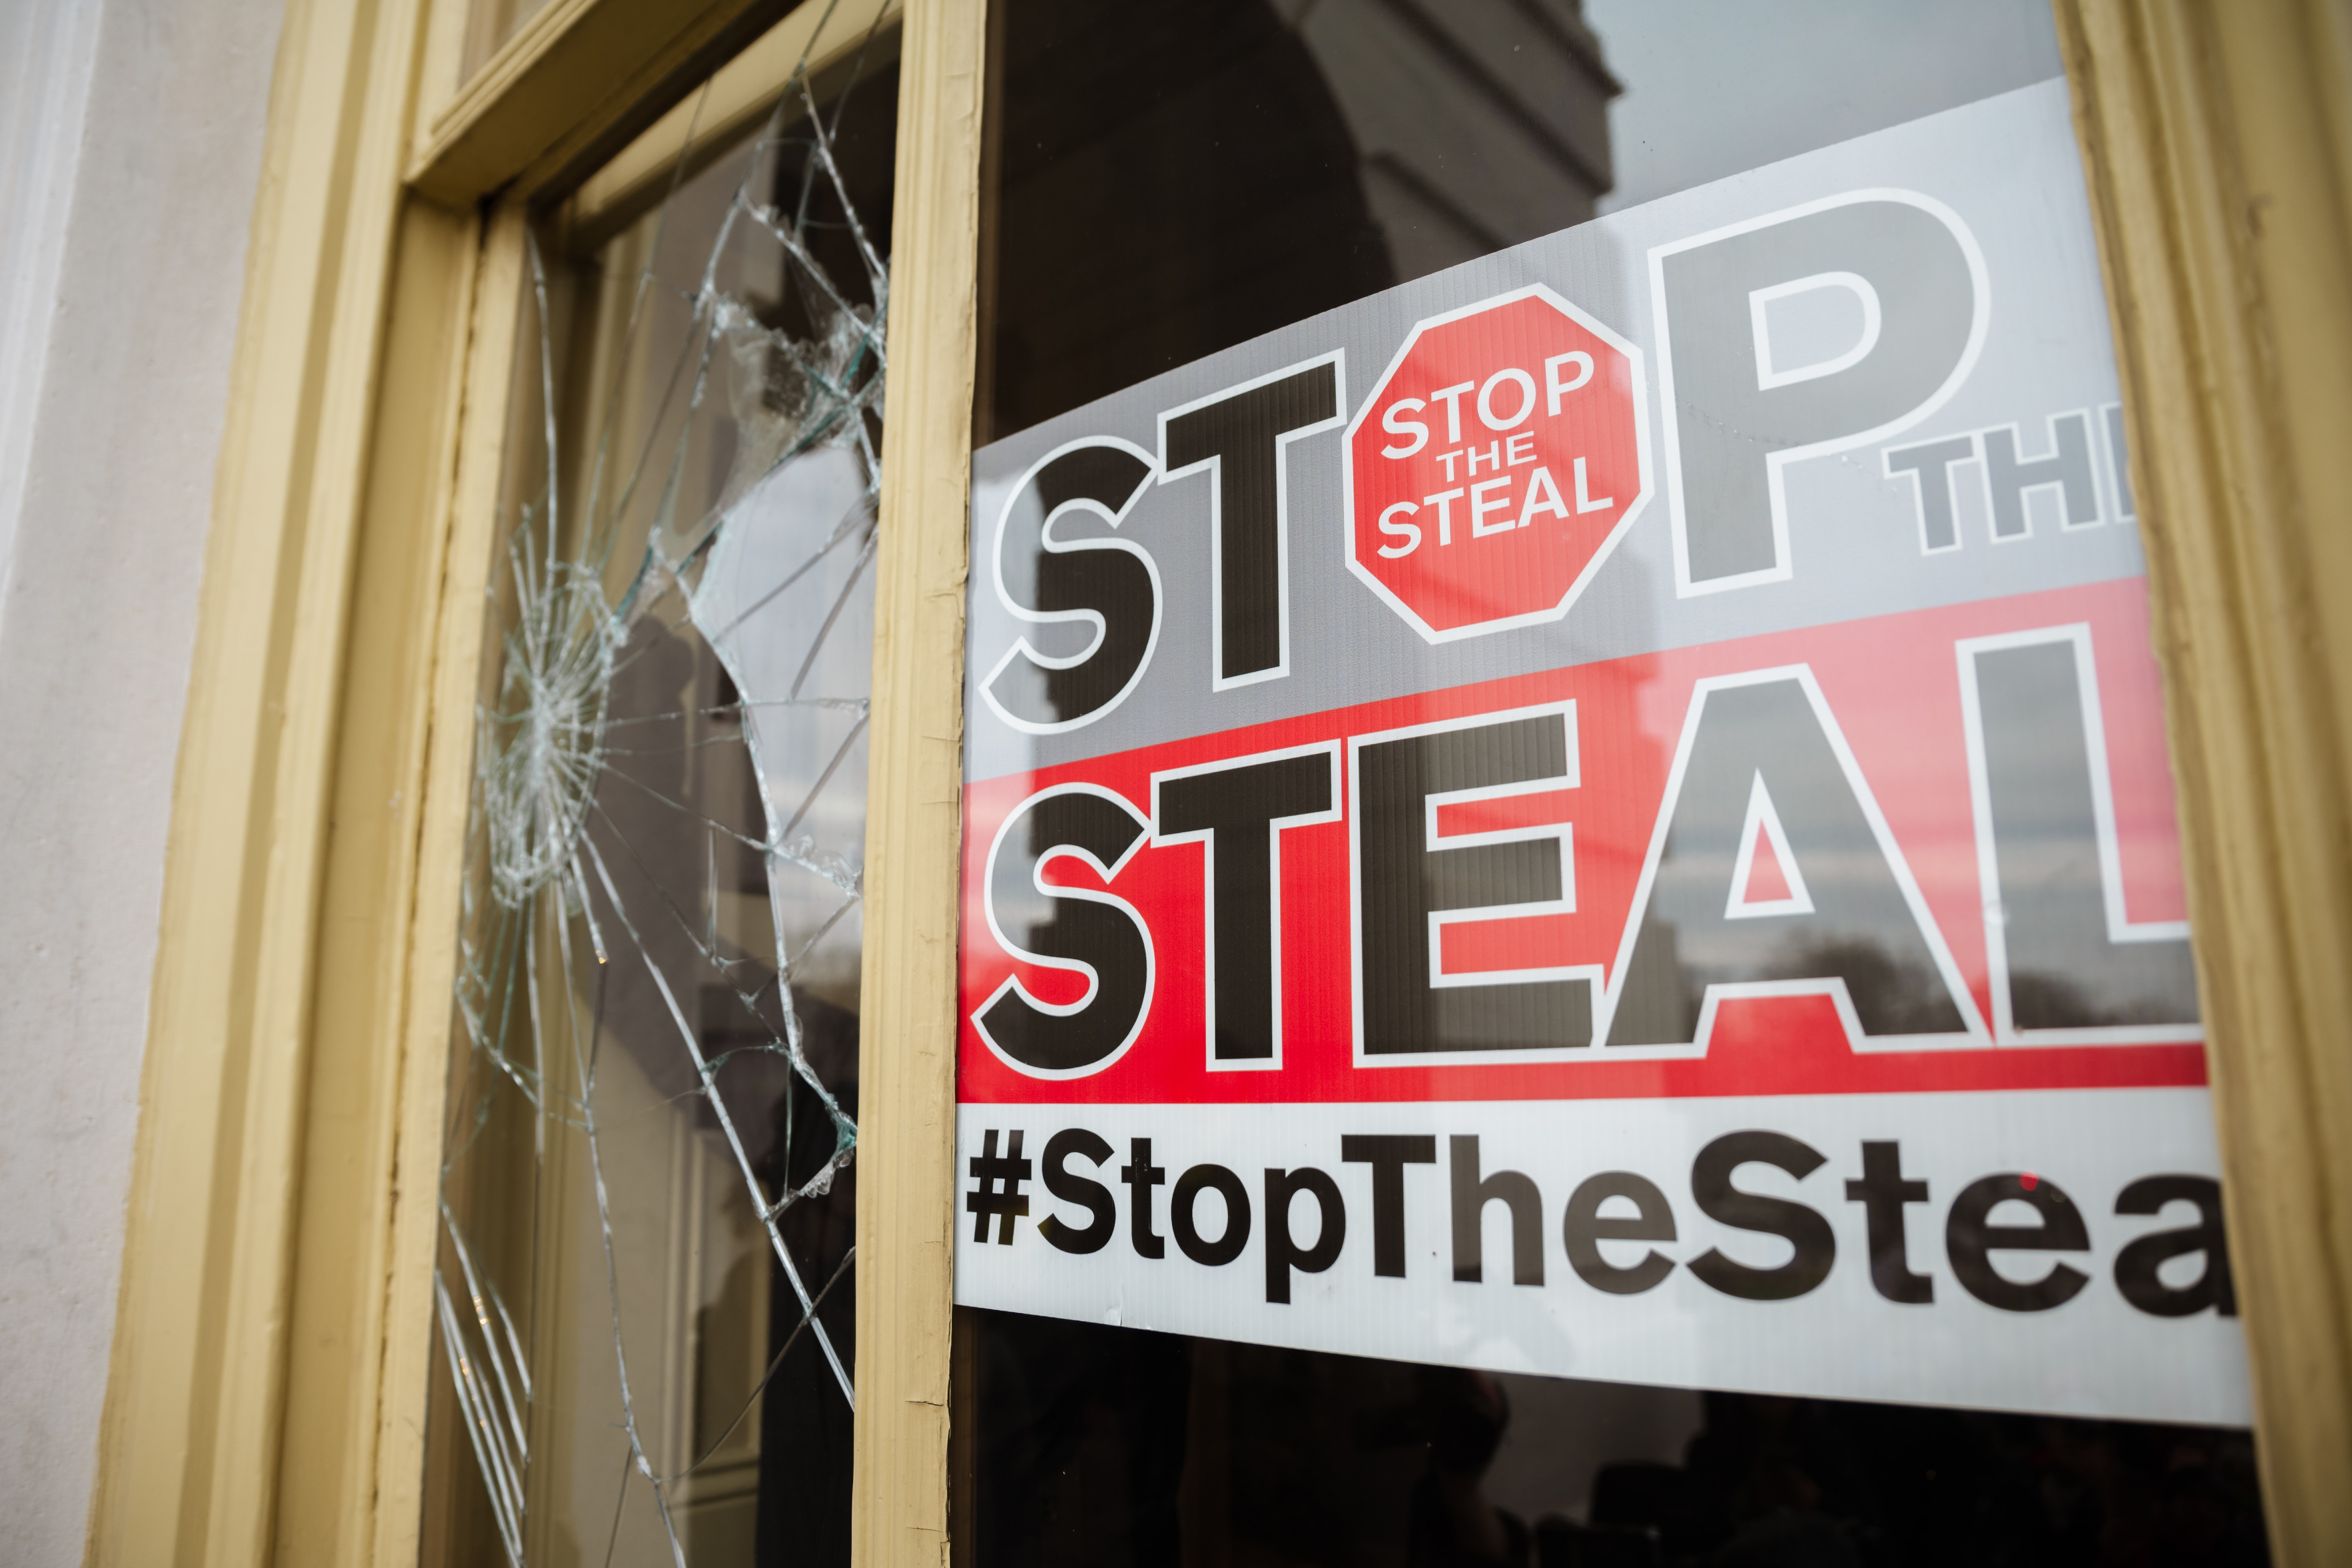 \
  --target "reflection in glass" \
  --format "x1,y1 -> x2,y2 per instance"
424,18 -> 898,1564
1585,0 -> 2063,215
961,1313 -> 2267,1567
980,0 -> 1616,440
959,5 -> 2264,1566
